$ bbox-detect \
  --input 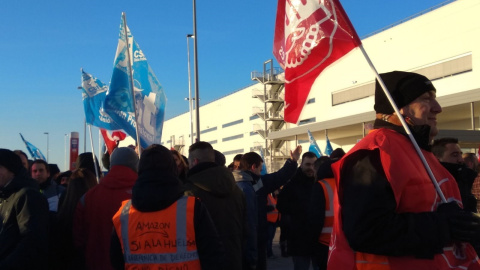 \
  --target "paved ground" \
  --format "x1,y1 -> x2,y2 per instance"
267,228 -> 293,270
